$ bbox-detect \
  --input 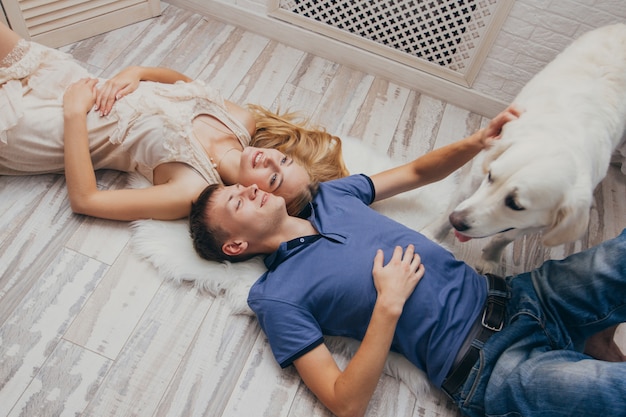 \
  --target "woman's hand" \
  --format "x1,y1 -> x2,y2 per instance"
95,66 -> 143,116
93,66 -> 192,116
63,78 -> 98,116
372,245 -> 425,316
480,104 -> 523,147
